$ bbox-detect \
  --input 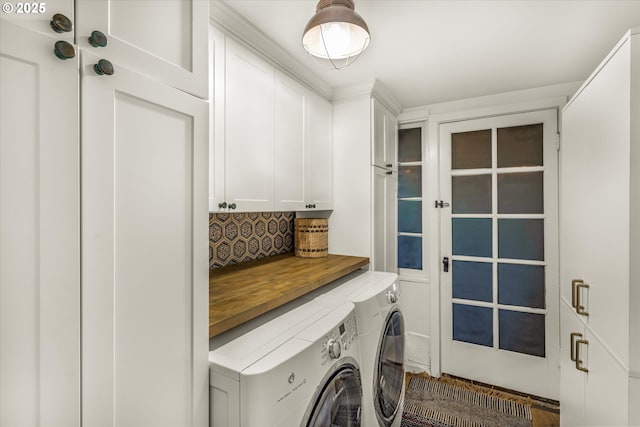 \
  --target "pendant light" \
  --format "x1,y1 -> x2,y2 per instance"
302,0 -> 370,70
